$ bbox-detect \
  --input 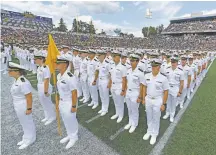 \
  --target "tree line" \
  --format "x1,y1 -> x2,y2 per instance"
53,18 -> 164,38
